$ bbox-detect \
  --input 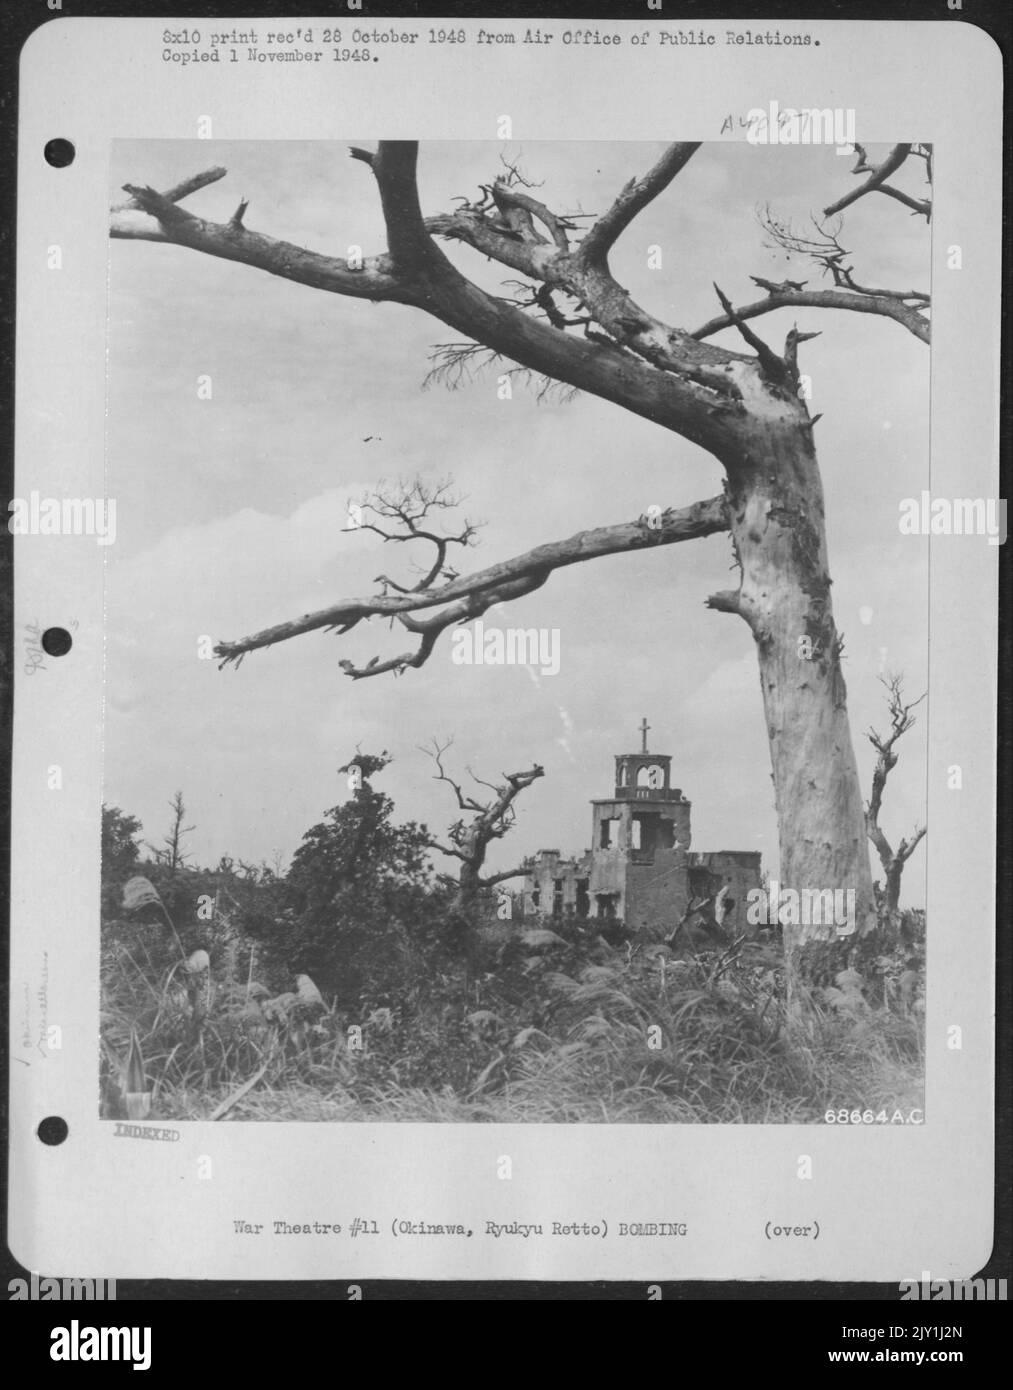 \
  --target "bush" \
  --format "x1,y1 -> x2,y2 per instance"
99,791 -> 923,1124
